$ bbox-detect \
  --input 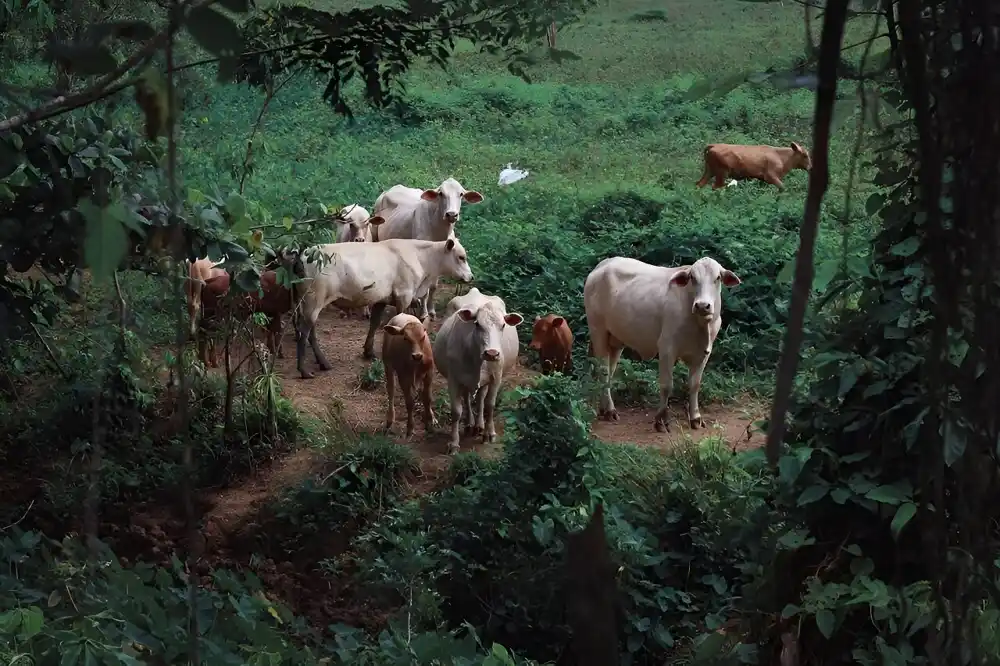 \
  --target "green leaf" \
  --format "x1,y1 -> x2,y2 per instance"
830,487 -> 851,504
865,192 -> 885,216
215,0 -> 253,12
865,484 -> 909,506
797,484 -> 829,506
0,140 -> 20,179
890,502 -> 916,540
60,643 -> 82,666
812,257 -> 839,293
81,198 -> 128,282
815,609 -> 835,639
781,604 -> 801,618
19,606 -> 44,639
694,631 -> 727,661
889,237 -> 920,257
185,5 -> 243,57
838,361 -> 862,398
